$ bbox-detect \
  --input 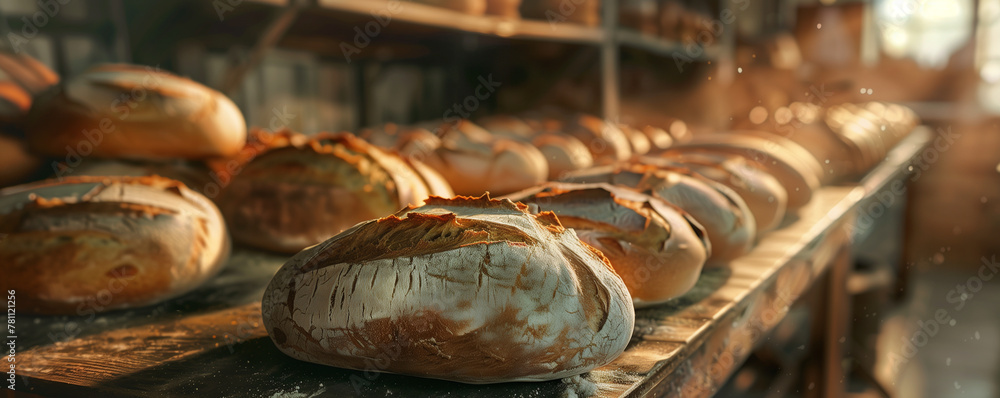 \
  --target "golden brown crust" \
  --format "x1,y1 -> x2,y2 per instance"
636,153 -> 789,232
216,132 -> 441,253
663,133 -> 821,209
561,164 -> 756,263
563,114 -> 633,164
0,176 -> 229,314
505,182 -> 709,305
531,133 -> 595,180
25,64 -> 246,160
417,122 -> 548,196
262,195 -> 634,383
